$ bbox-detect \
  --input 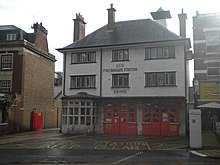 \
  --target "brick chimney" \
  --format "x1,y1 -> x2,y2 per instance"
178,9 -> 187,38
73,13 -> 86,42
107,4 -> 116,32
150,7 -> 171,28
33,22 -> 49,53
